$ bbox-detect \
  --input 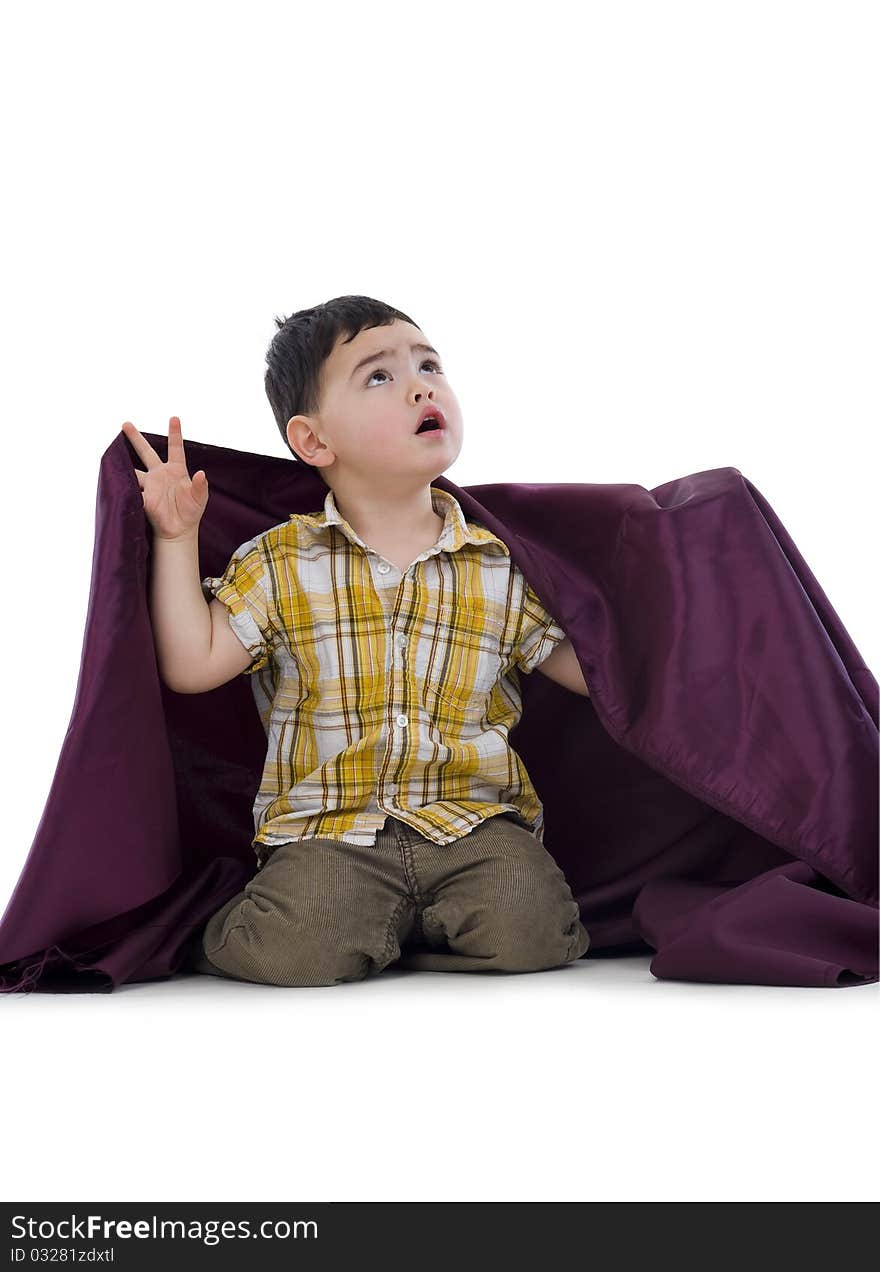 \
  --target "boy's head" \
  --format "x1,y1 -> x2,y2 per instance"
264,295 -> 461,492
